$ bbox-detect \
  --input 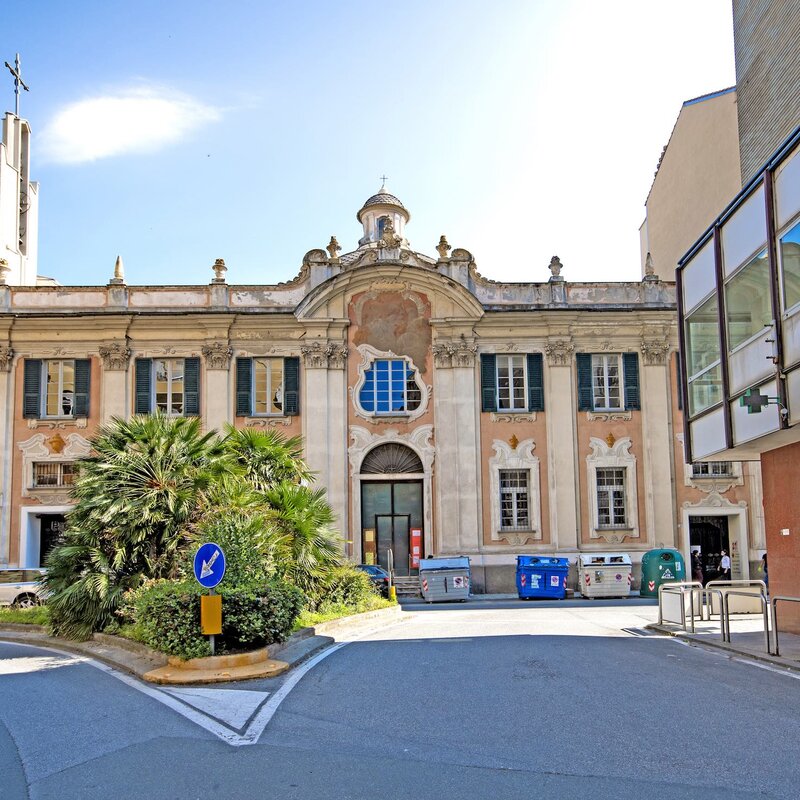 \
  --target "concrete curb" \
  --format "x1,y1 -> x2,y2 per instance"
0,603 -> 406,684
645,623 -> 800,674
